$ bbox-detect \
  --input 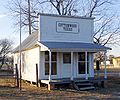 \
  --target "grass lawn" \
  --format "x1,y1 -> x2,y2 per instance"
0,76 -> 120,100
